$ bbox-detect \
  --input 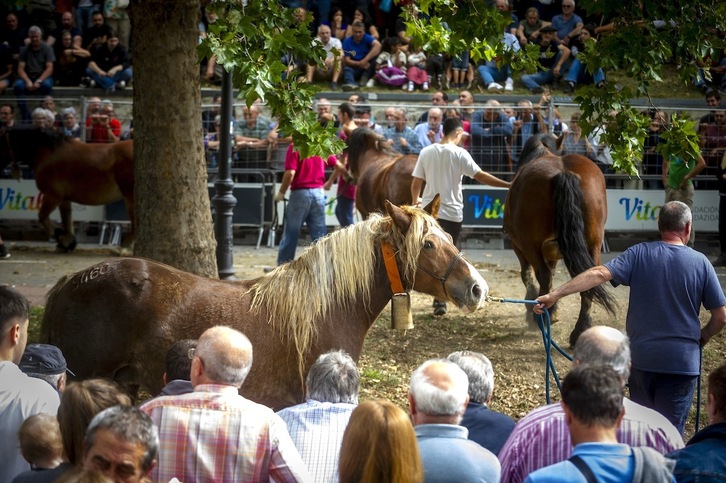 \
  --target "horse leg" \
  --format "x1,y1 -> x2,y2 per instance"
57,201 -> 77,252
534,258 -> 559,327
513,247 -> 539,328
570,292 -> 594,348
38,196 -> 61,243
